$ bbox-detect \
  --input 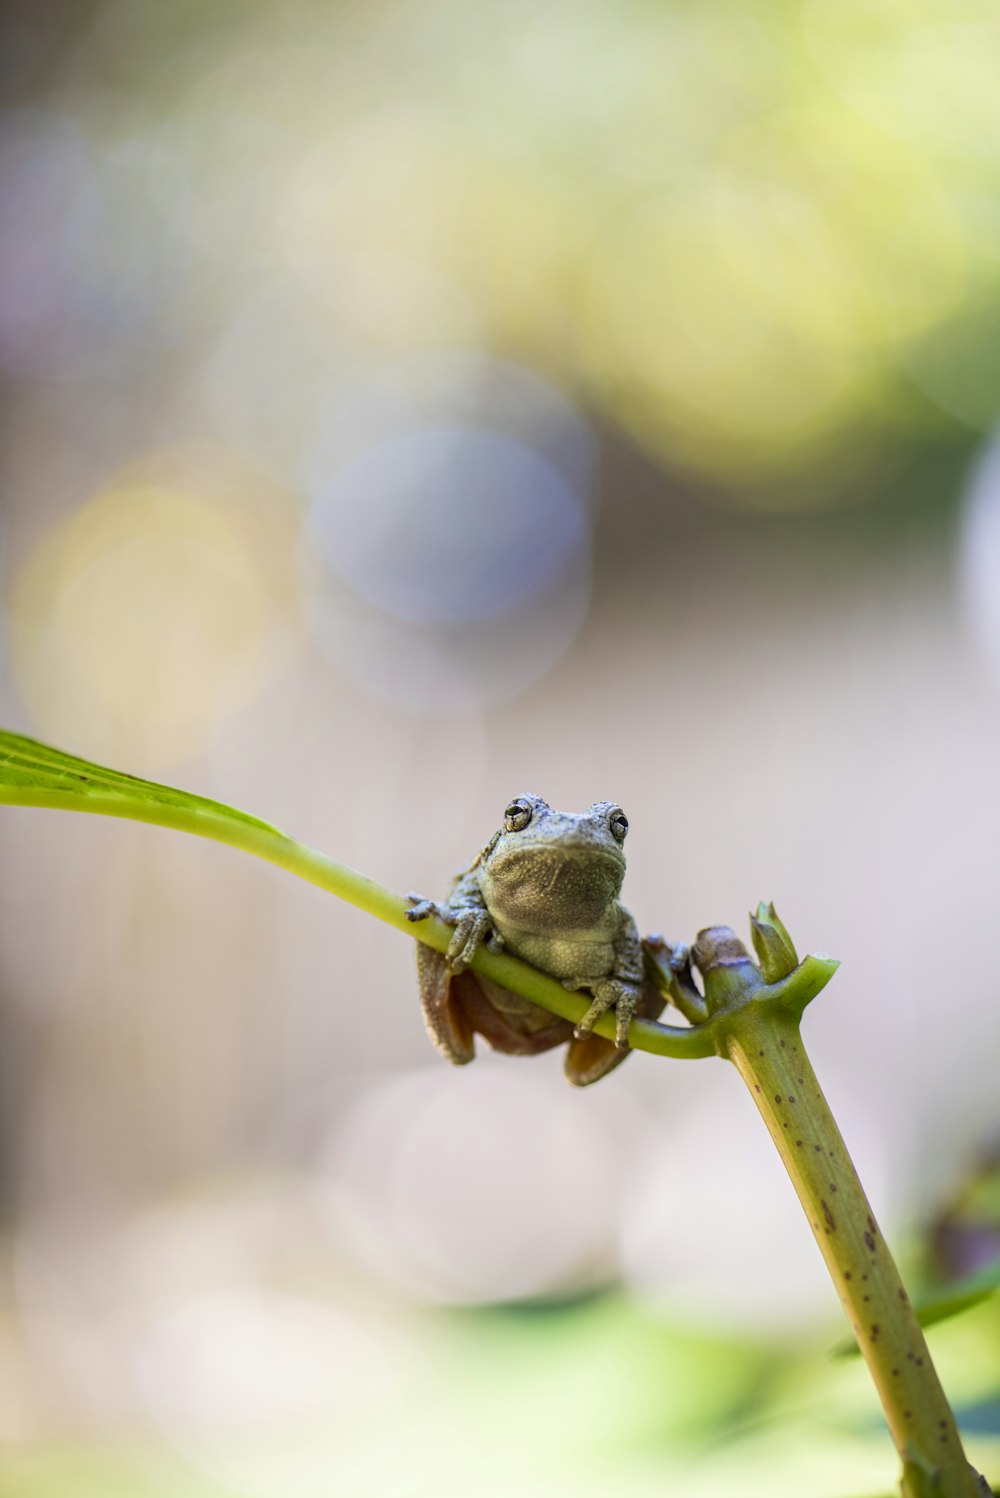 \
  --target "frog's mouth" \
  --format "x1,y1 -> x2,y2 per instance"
484,844 -> 624,930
